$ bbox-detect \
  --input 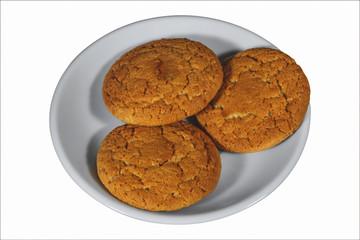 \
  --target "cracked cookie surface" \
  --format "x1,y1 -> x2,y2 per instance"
103,38 -> 223,126
96,121 -> 221,211
196,48 -> 310,153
